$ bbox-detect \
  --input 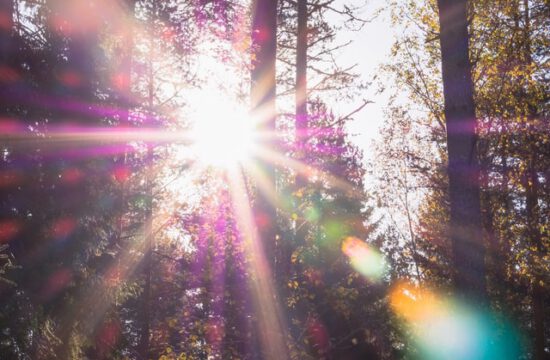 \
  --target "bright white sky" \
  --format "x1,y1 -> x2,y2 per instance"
329,0 -> 396,160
